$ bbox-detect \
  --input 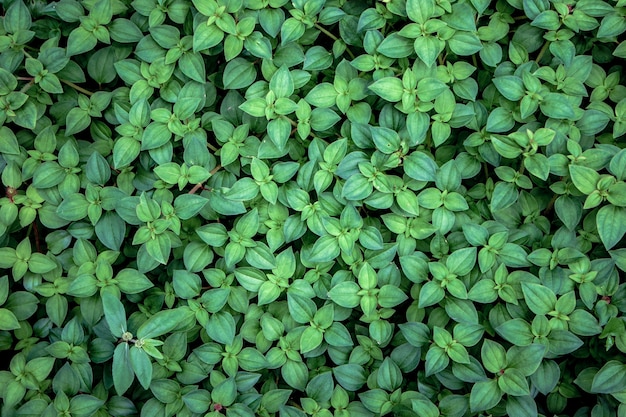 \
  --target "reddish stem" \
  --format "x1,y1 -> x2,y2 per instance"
33,222 -> 41,253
